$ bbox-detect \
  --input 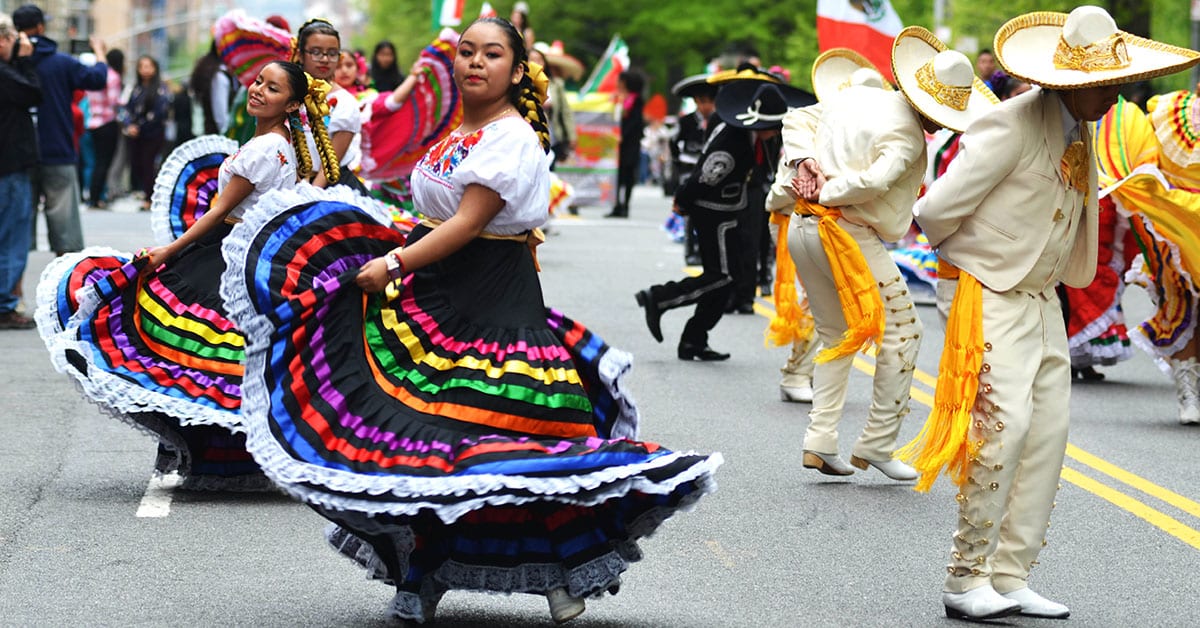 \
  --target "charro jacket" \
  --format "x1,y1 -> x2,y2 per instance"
915,87 -> 1099,291
780,87 -> 927,242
